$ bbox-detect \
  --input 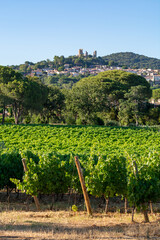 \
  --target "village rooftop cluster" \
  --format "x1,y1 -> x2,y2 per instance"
29,65 -> 160,86
28,50 -> 160,87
